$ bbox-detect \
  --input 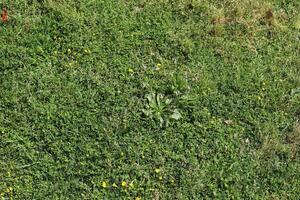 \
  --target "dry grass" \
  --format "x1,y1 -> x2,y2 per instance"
287,123 -> 300,159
